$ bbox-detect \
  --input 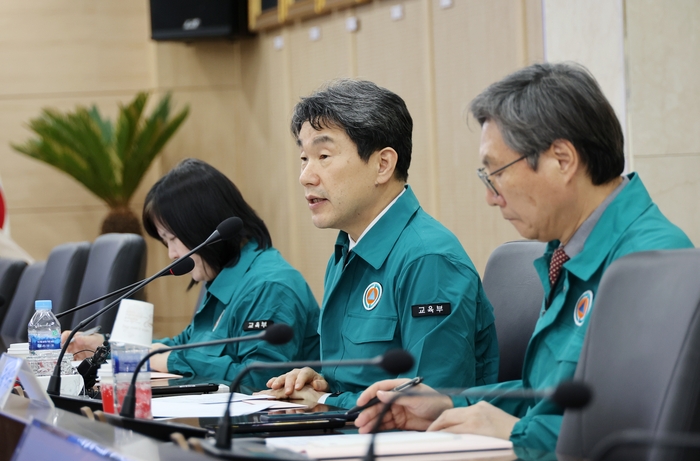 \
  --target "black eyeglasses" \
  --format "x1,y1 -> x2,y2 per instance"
476,155 -> 528,197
